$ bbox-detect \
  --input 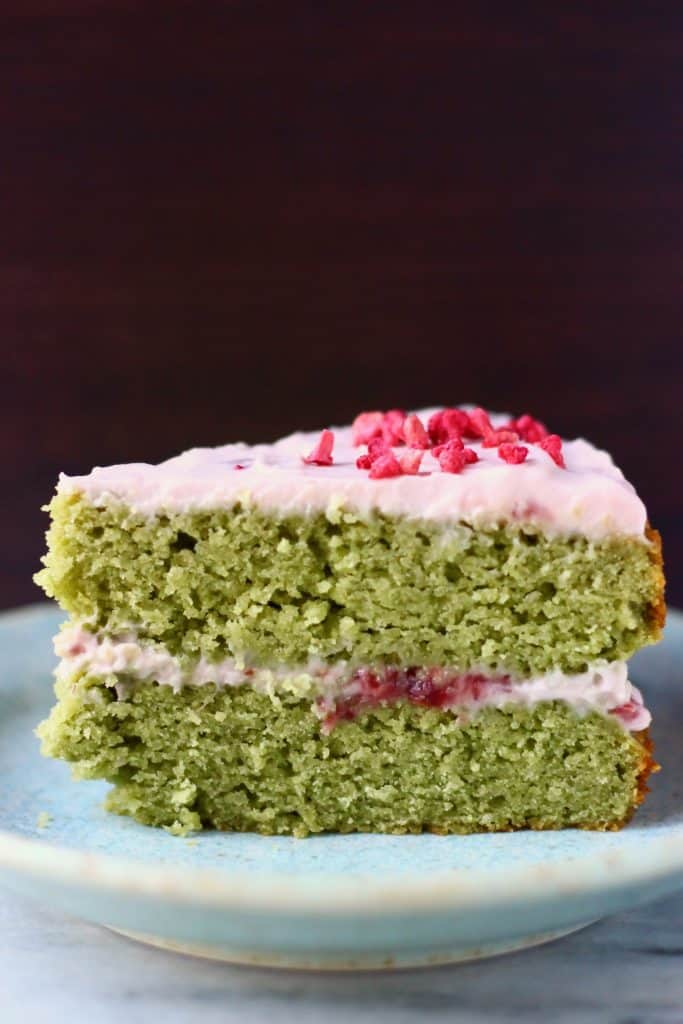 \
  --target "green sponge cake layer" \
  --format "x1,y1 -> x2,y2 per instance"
36,492 -> 663,677
37,673 -> 653,836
